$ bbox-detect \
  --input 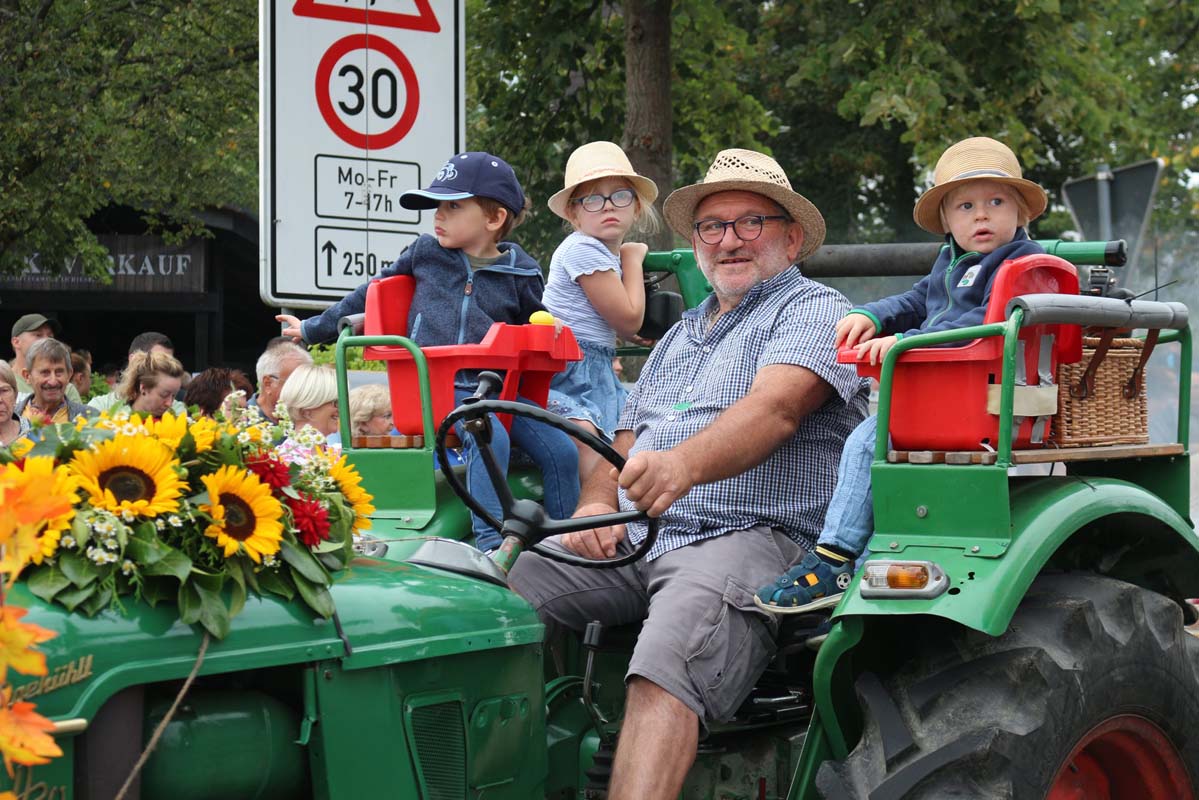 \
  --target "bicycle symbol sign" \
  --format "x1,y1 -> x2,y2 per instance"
315,34 -> 420,150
